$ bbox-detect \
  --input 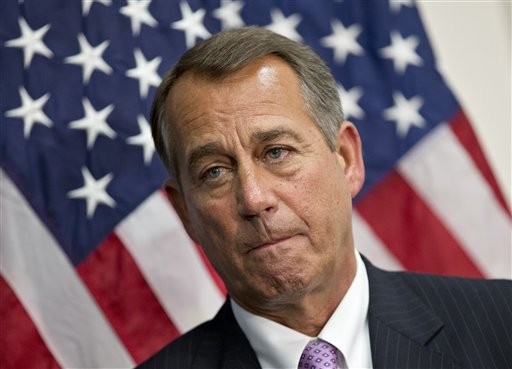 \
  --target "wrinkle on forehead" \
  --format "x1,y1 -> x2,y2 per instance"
175,56 -> 293,96
166,56 -> 315,169
168,56 -> 303,121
